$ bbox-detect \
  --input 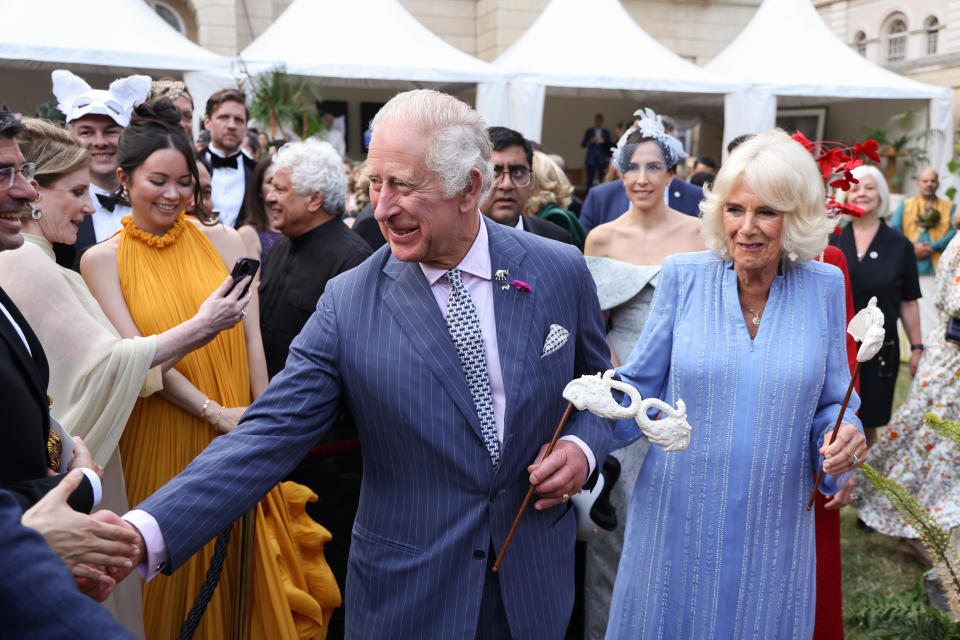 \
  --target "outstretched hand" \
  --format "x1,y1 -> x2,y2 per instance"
528,440 -> 589,510
196,274 -> 253,336
21,470 -> 140,597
